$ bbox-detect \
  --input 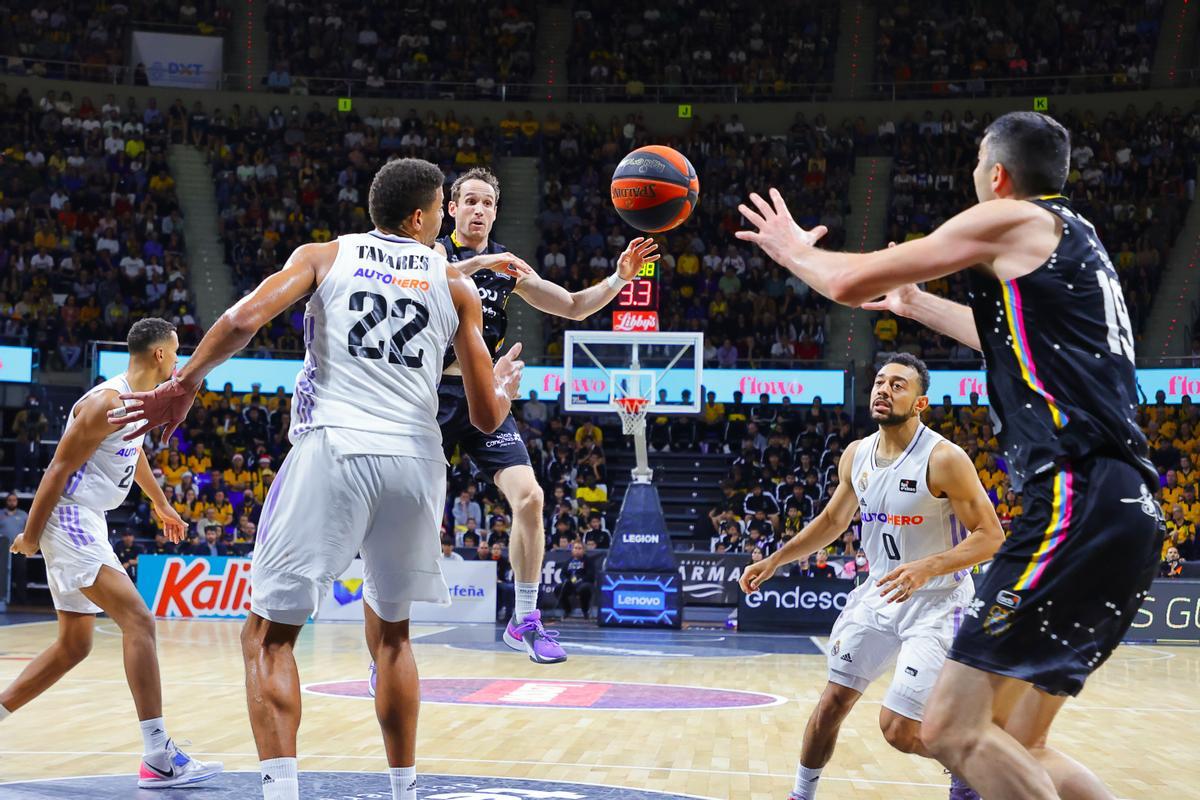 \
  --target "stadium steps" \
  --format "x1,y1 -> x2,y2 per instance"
832,0 -> 877,100
530,3 -> 572,101
494,157 -> 545,360
1143,192 -> 1200,358
606,450 -> 733,547
1151,0 -> 1199,90
168,144 -> 234,329
825,155 -> 893,382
